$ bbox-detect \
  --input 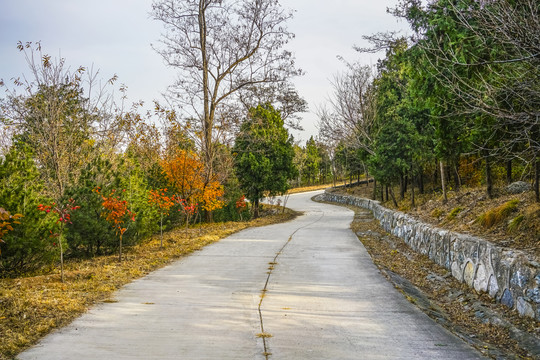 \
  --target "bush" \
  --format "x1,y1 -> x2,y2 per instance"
446,206 -> 464,220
